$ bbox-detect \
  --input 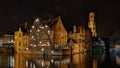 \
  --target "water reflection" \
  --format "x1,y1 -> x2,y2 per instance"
1,52 -> 120,68
93,59 -> 97,68
13,52 -> 92,68
72,53 -> 92,68
0,53 -> 14,68
115,55 -> 120,65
